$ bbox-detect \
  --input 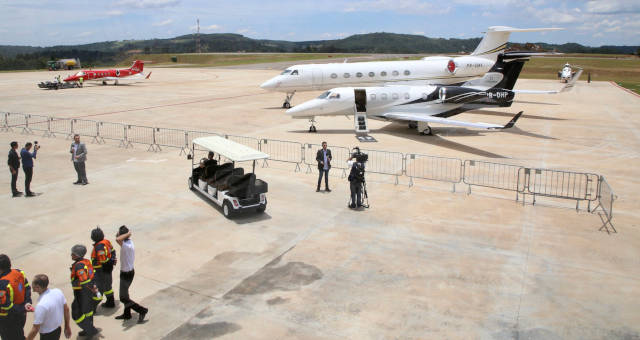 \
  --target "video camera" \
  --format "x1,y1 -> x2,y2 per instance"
351,147 -> 368,163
